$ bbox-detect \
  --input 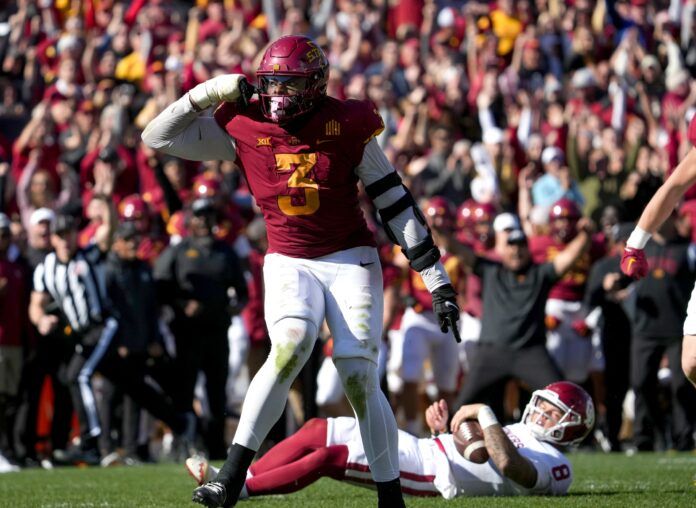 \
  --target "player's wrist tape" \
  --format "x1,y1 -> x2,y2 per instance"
627,227 -> 651,249
188,82 -> 213,111
420,261 -> 450,293
477,406 -> 498,430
